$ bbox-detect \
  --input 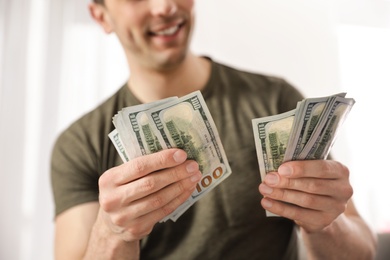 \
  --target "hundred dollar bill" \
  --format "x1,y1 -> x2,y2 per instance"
145,91 -> 232,222
252,109 -> 296,179
108,129 -> 129,162
111,97 -> 178,161
298,96 -> 355,160
252,93 -> 354,217
284,93 -> 347,161
252,109 -> 296,217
